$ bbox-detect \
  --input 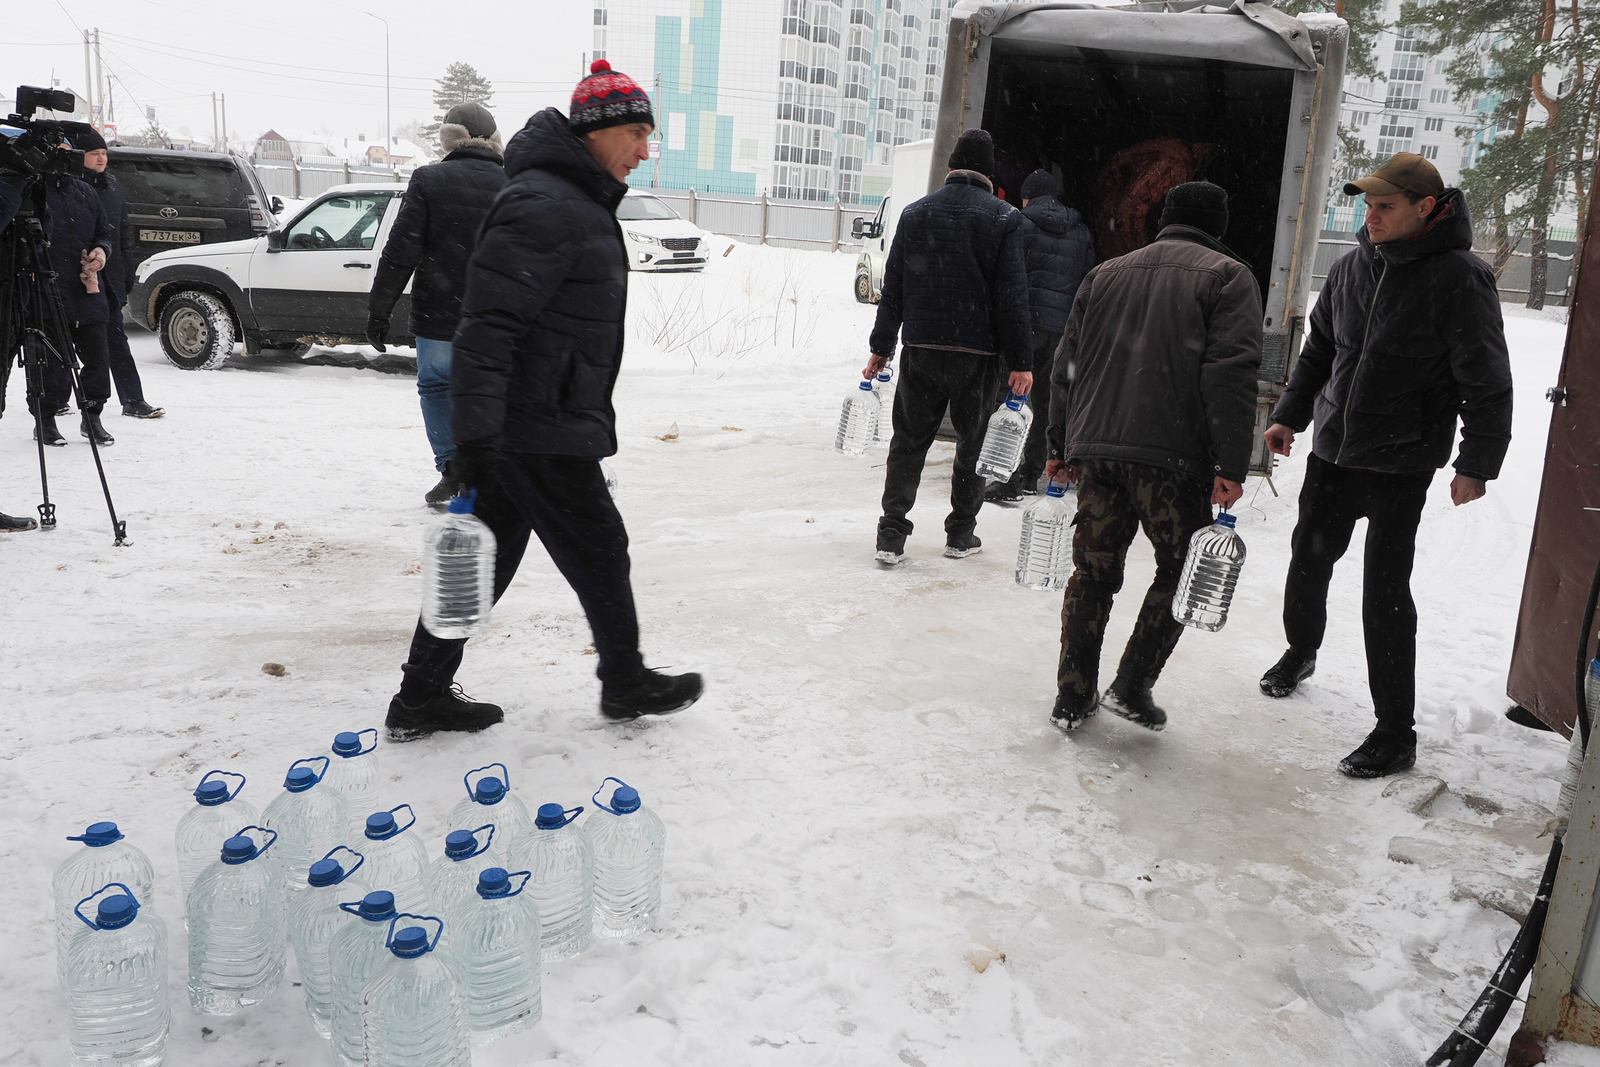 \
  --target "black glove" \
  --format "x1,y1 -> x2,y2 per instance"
366,315 -> 389,353
450,443 -> 501,498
